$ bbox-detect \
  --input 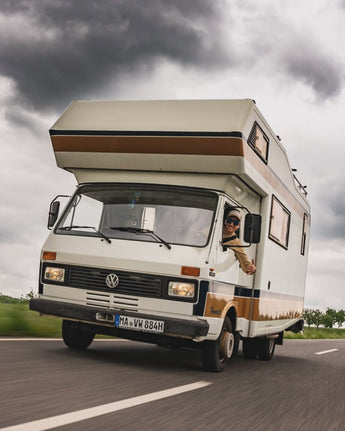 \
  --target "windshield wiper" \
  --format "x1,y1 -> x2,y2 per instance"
59,226 -> 112,244
110,227 -> 171,250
